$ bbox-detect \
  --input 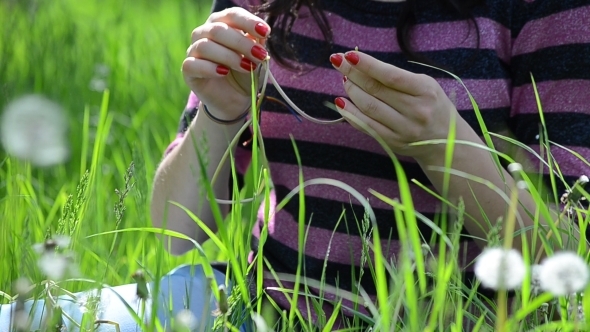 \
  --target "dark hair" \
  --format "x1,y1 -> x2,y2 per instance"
255,0 -> 485,71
